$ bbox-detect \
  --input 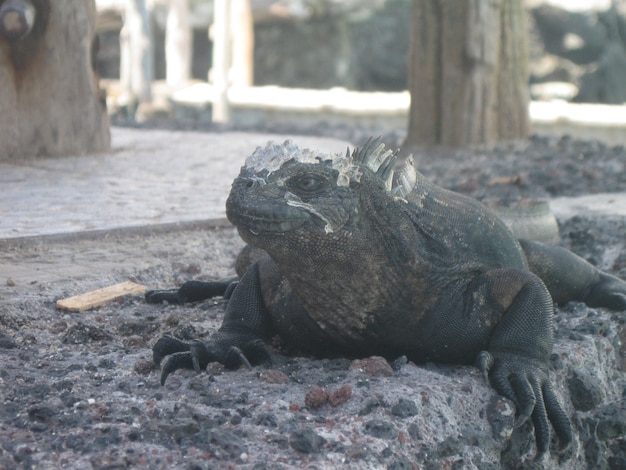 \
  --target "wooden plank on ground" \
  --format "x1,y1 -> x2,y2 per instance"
56,281 -> 146,312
